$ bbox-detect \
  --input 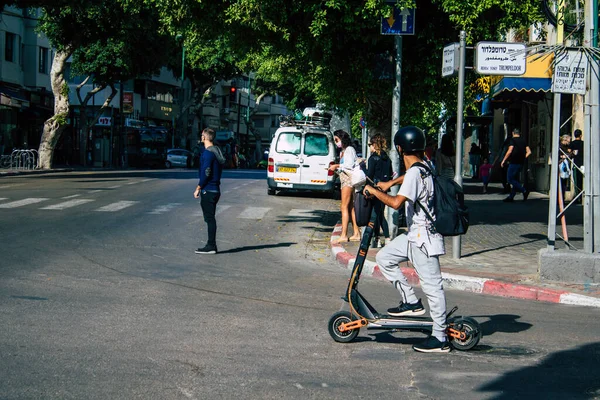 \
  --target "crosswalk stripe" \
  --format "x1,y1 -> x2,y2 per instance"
107,185 -> 122,189
95,201 -> 138,212
126,181 -> 140,185
192,204 -> 231,217
149,203 -> 182,214
0,183 -> 26,189
139,178 -> 155,183
288,209 -> 317,217
0,198 -> 48,208
238,206 -> 271,219
40,199 -> 95,210
62,194 -> 81,199
0,198 -> 7,201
